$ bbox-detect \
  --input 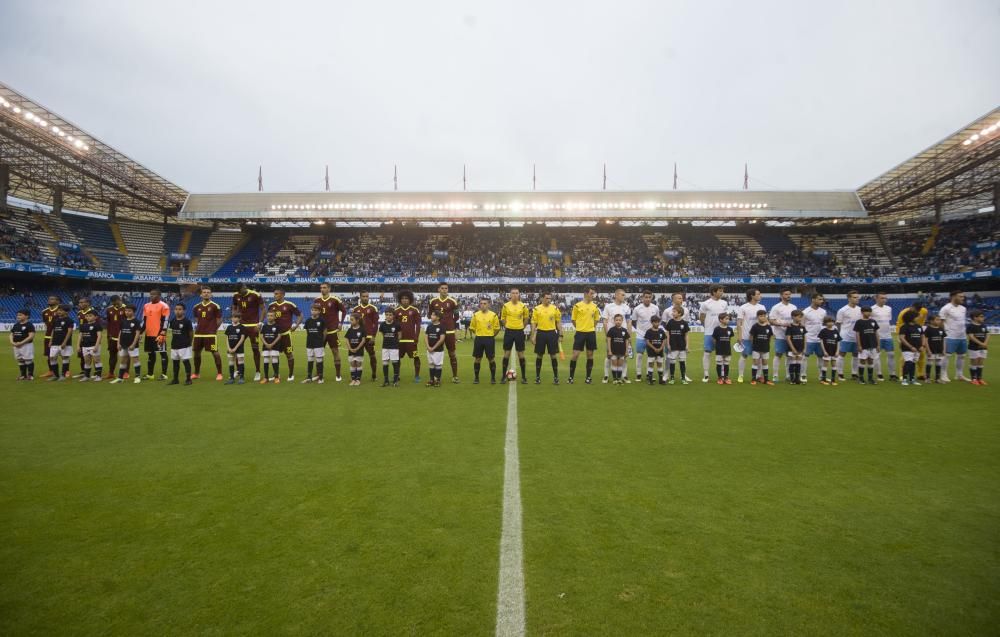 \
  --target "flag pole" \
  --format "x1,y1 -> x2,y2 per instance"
393,164 -> 398,191
258,165 -> 263,192
325,165 -> 330,192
